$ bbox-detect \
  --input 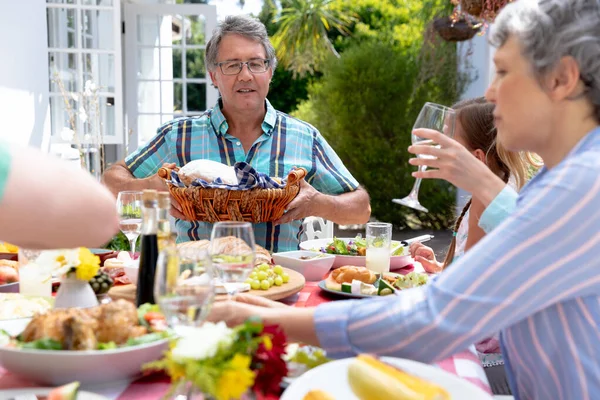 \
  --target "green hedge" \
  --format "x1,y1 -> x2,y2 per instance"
294,40 -> 463,229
